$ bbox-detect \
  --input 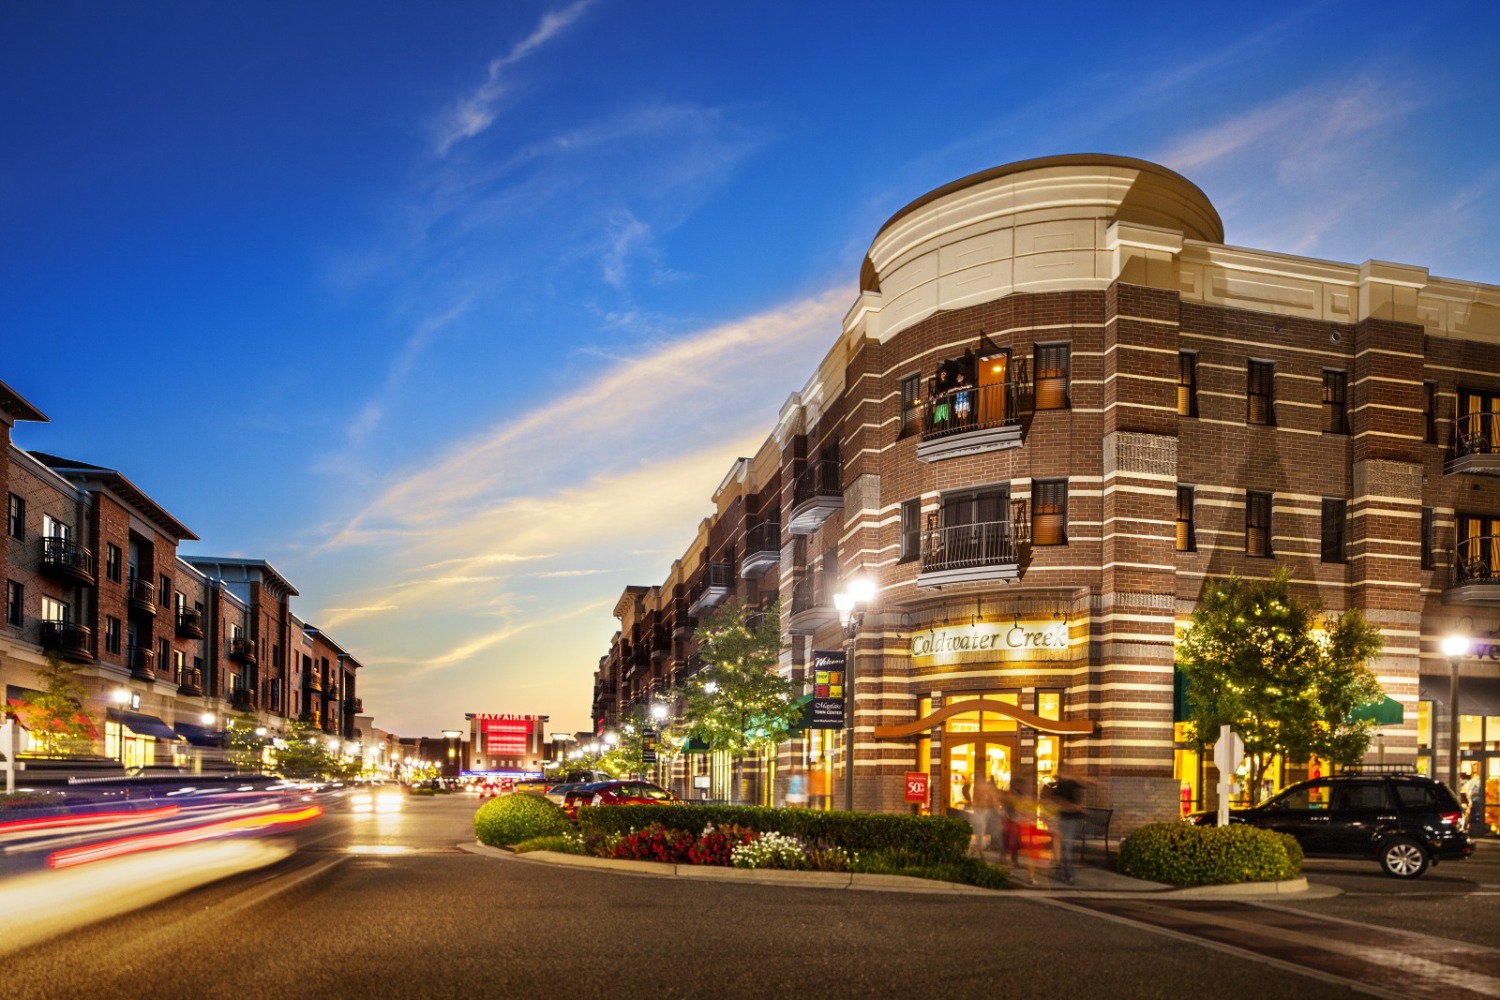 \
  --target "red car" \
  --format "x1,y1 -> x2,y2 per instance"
562,780 -> 677,820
